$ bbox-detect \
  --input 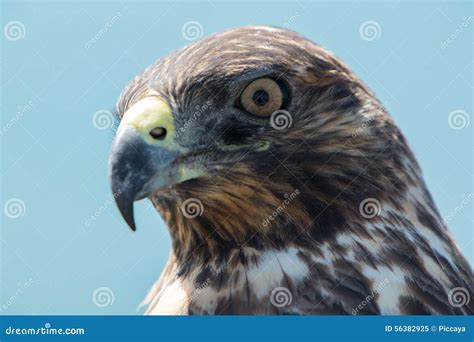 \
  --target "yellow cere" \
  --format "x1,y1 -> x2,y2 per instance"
119,97 -> 177,148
